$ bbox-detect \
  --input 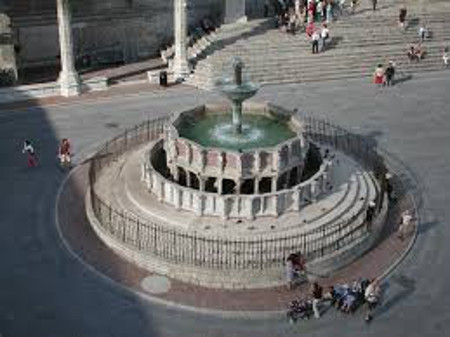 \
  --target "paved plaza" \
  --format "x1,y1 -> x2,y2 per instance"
1,71 -> 450,336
